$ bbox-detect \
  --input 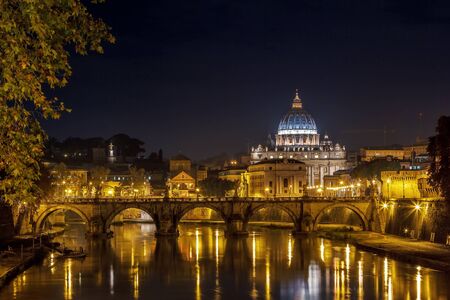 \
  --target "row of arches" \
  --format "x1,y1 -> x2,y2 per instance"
36,203 -> 369,235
